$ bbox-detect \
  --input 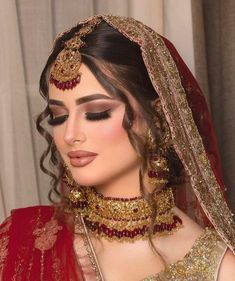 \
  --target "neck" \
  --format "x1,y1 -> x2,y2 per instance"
94,167 -> 156,199
94,166 -> 141,198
